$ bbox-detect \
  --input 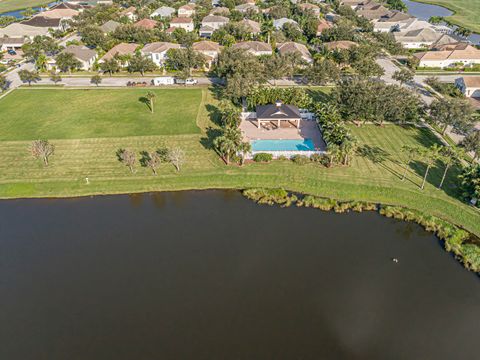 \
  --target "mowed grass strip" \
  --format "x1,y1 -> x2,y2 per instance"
0,88 -> 202,140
